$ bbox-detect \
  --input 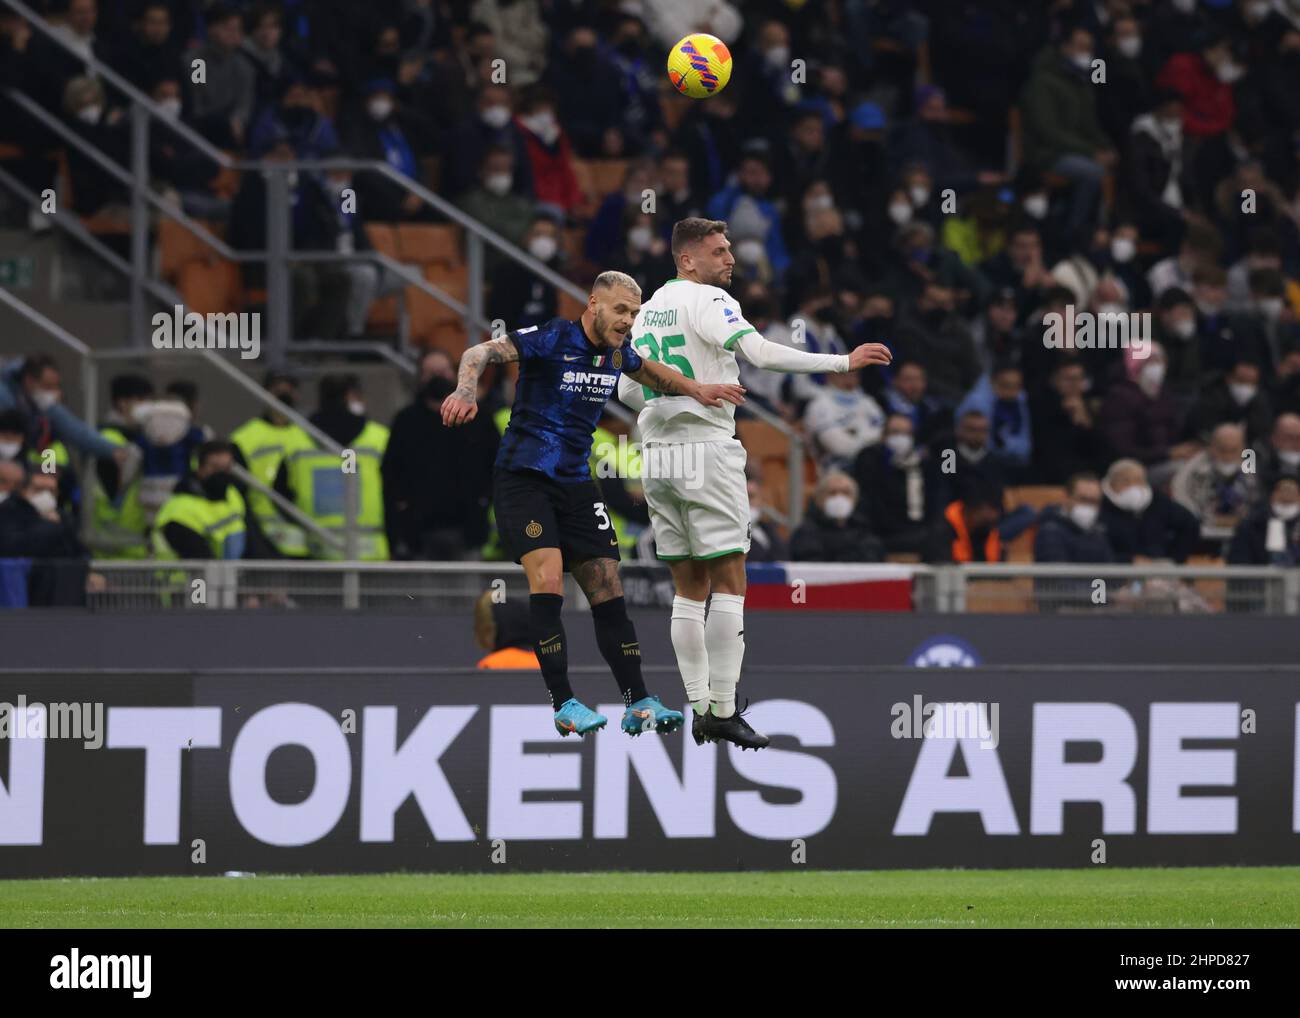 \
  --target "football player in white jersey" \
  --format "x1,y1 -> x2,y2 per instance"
618,218 -> 891,749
